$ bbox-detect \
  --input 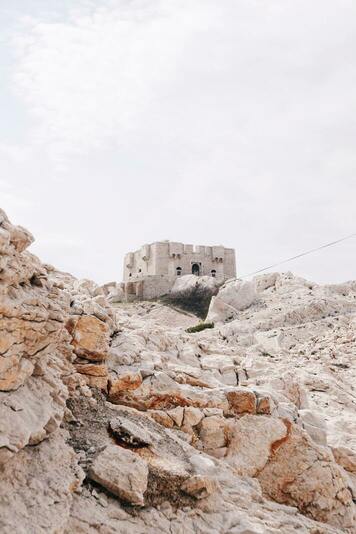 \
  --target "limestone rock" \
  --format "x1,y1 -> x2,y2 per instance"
168,406 -> 185,426
332,446 -> 356,473
207,279 -> 257,323
66,315 -> 110,361
108,370 -> 143,402
225,387 -> 257,415
258,423 -> 356,529
75,362 -> 108,377
182,406 -> 204,428
180,474 -> 218,499
206,296 -> 239,324
198,415 -> 227,450
1,208 -> 356,534
166,274 -> 220,317
298,409 -> 327,446
0,431 -> 83,534
89,445 -> 148,506
170,274 -> 219,295
109,417 -> 153,446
